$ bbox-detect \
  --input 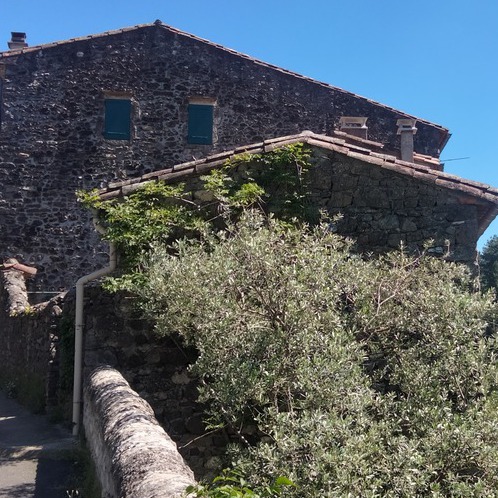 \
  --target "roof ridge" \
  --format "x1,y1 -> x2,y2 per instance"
0,21 -> 448,133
